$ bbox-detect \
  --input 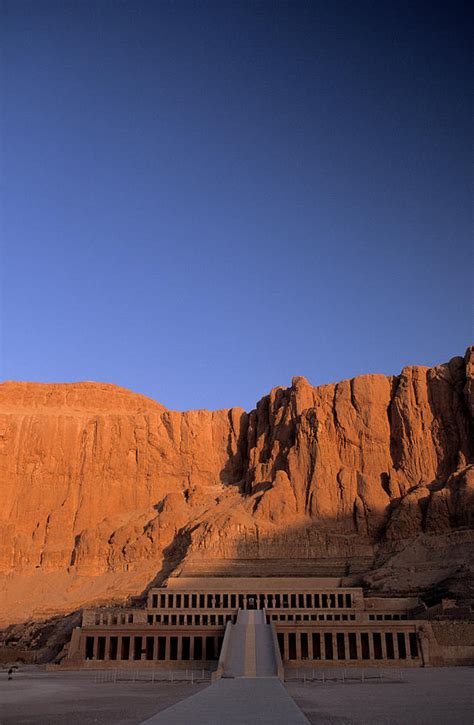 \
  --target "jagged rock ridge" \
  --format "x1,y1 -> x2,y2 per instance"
0,349 -> 473,624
